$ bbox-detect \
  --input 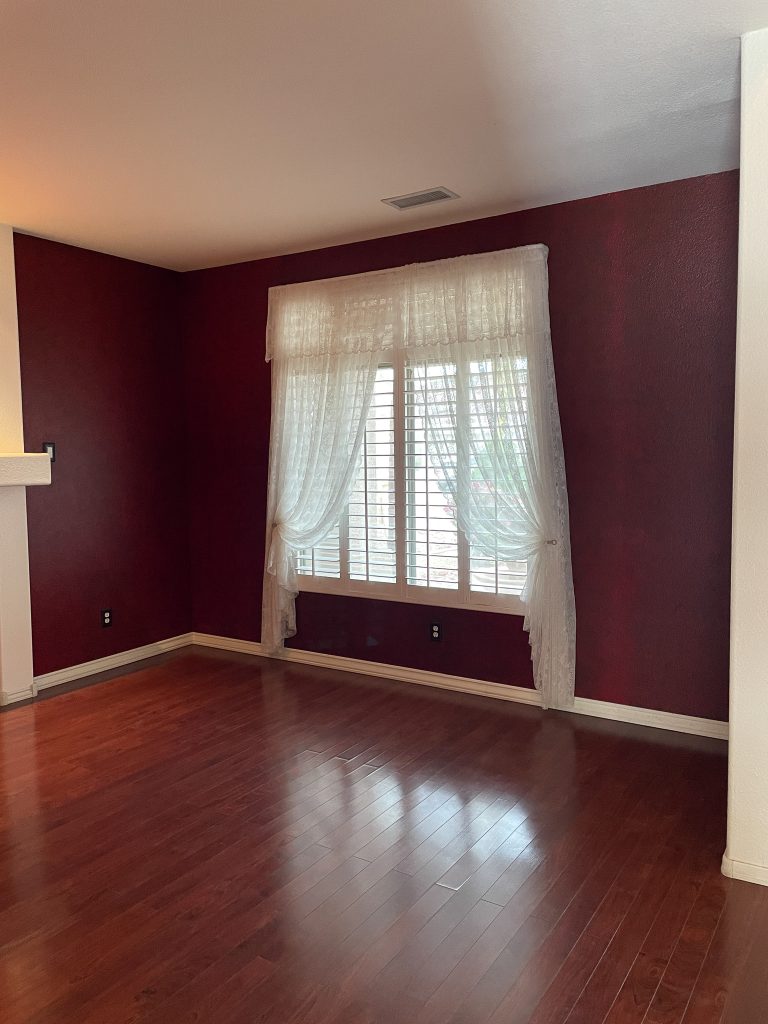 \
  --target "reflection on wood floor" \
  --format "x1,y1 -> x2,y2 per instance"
0,649 -> 763,1023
